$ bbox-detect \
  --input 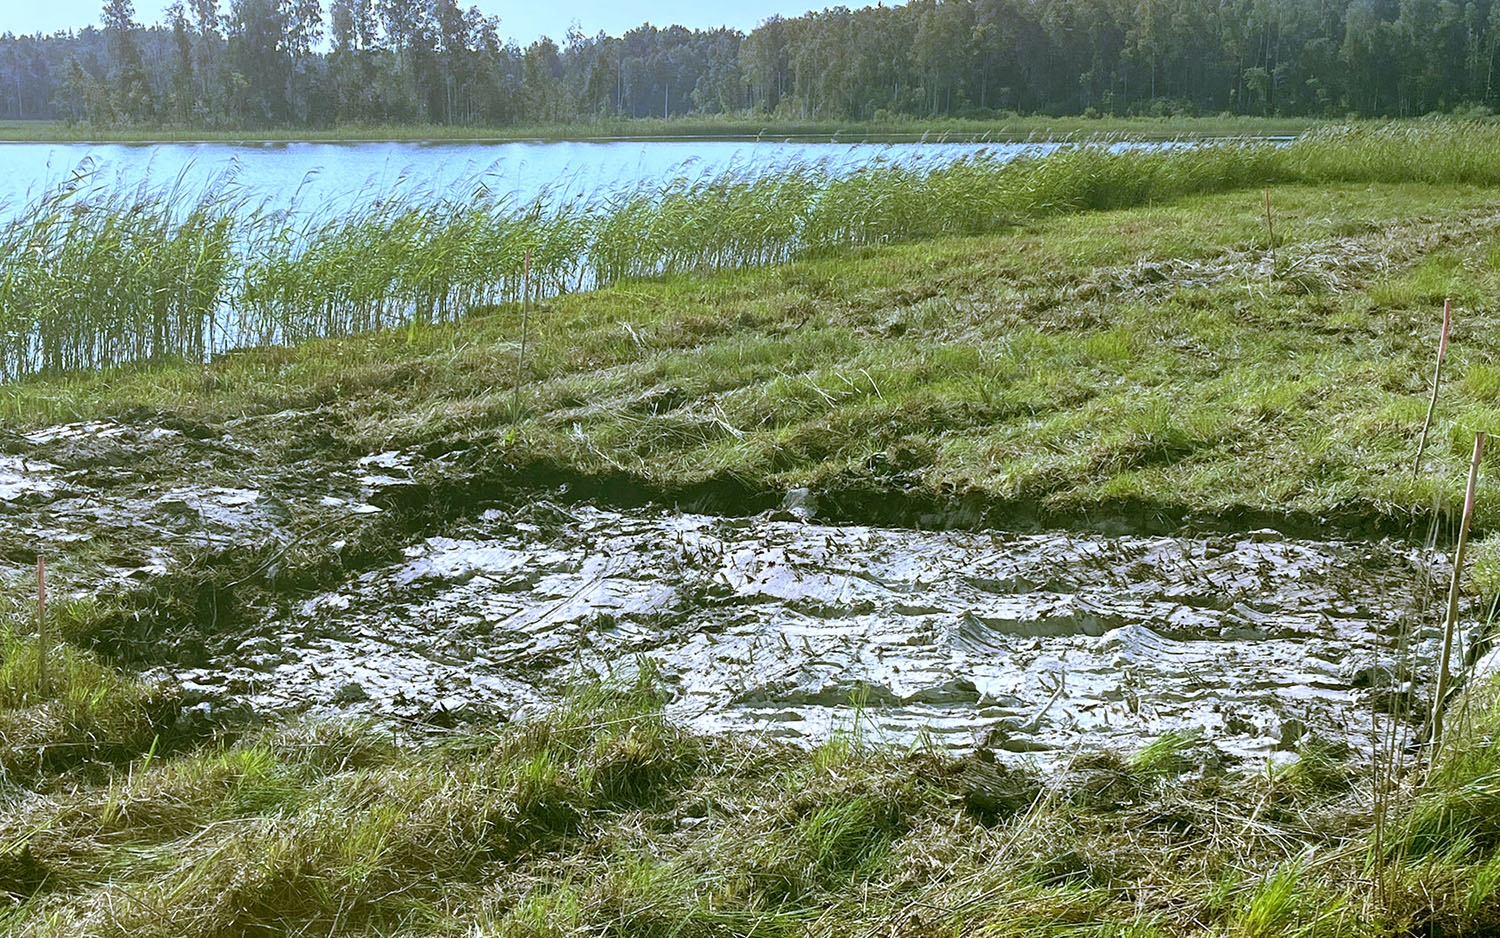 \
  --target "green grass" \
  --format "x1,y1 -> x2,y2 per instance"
0,113 -> 1321,144
8,116 -> 1500,936
5,172 -> 1500,532
6,639 -> 1500,937
0,134 -> 1294,378
0,630 -> 181,786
